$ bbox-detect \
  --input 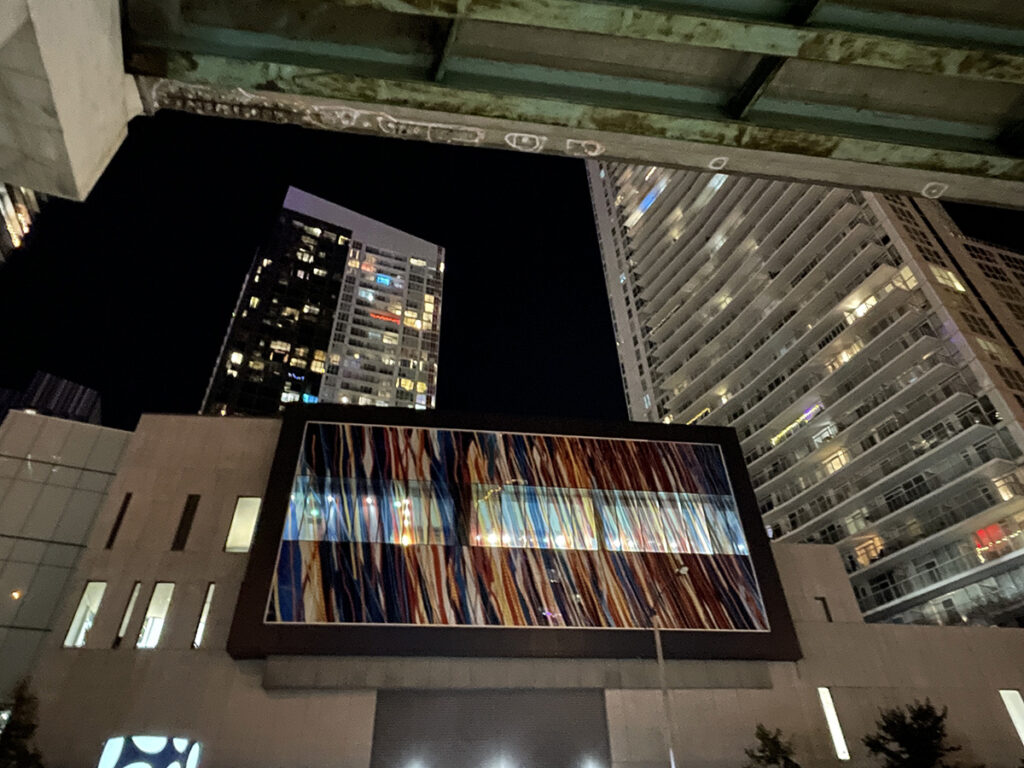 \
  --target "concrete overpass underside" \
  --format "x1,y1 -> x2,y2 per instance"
5,1 -> 1024,204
